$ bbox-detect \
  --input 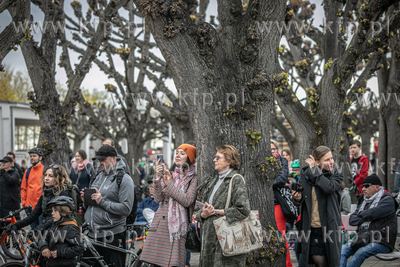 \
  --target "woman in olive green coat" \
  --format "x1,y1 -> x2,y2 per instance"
196,144 -> 251,267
